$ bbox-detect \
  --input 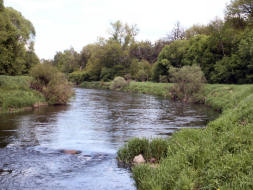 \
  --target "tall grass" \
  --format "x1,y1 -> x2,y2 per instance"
0,75 -> 45,112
